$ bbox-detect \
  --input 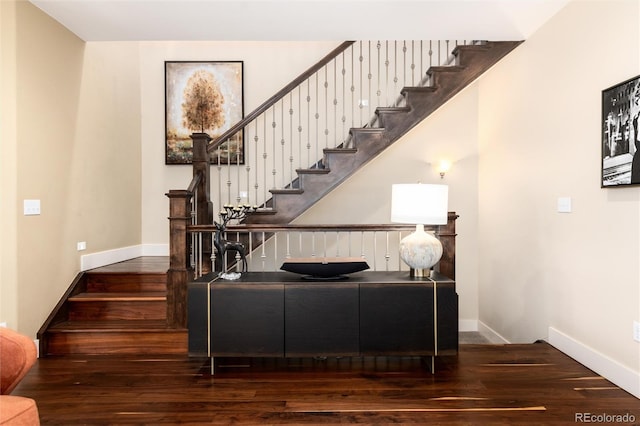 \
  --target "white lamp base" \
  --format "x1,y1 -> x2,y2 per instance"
398,224 -> 443,276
